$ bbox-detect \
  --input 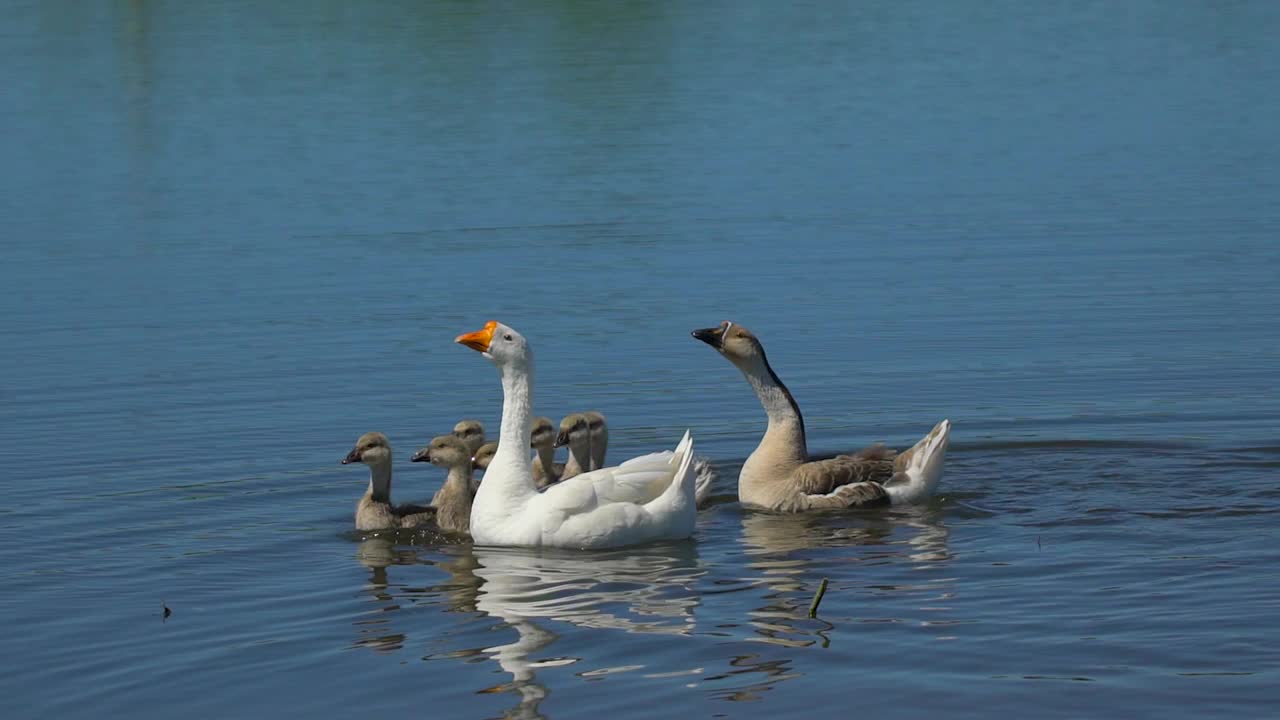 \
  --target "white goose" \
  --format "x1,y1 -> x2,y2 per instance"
560,412 -> 721,507
455,321 -> 699,549
558,412 -> 719,508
